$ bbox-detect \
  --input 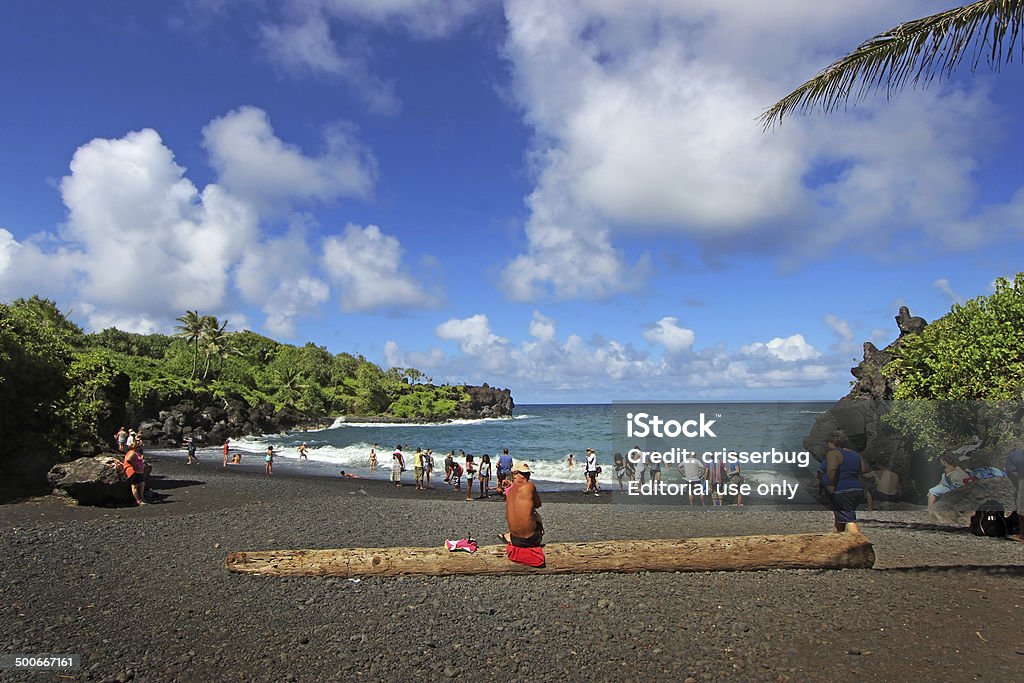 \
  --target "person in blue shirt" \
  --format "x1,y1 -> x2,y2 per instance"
497,448 -> 514,488
824,430 -> 871,534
